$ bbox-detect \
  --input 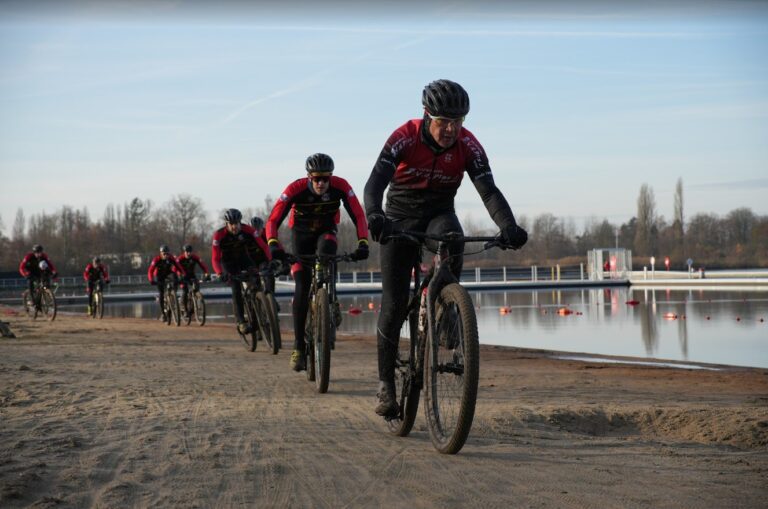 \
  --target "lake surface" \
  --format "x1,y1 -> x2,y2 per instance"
61,287 -> 768,369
